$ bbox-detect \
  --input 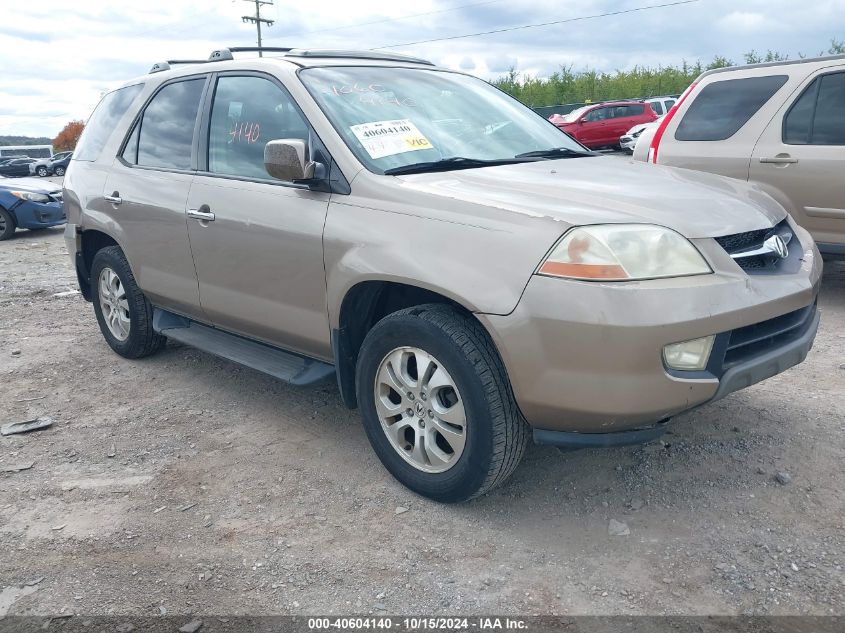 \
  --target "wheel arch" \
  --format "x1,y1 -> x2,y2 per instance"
77,229 -> 123,301
332,279 -> 481,409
